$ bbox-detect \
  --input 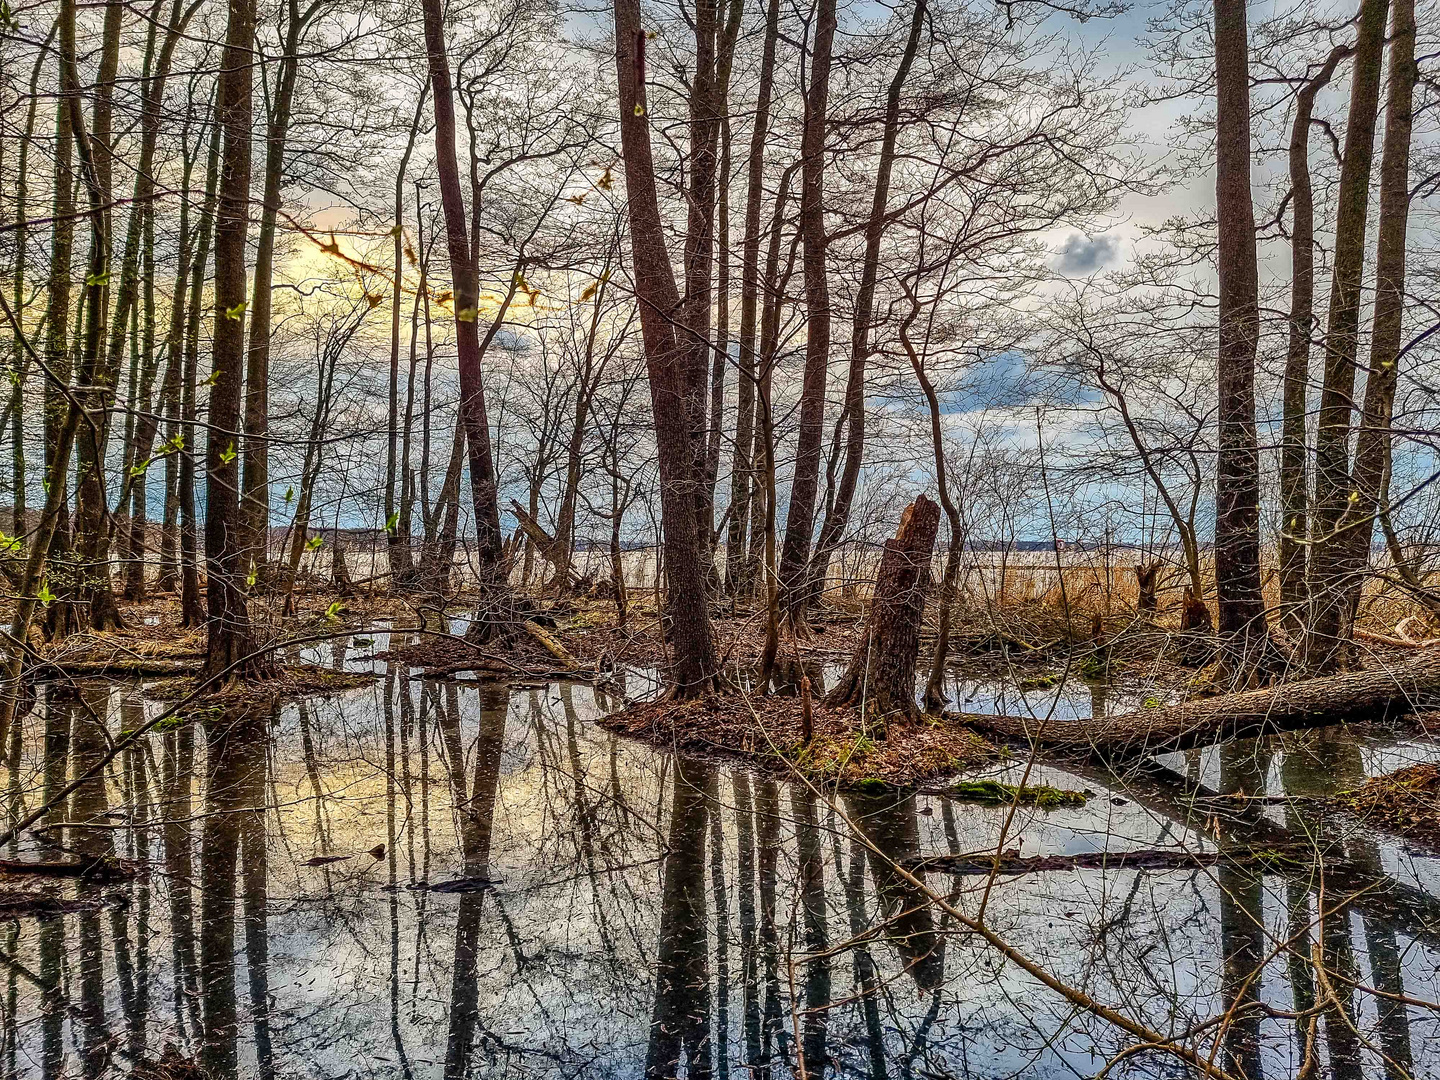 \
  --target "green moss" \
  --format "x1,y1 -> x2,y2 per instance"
946,778 -> 1087,809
